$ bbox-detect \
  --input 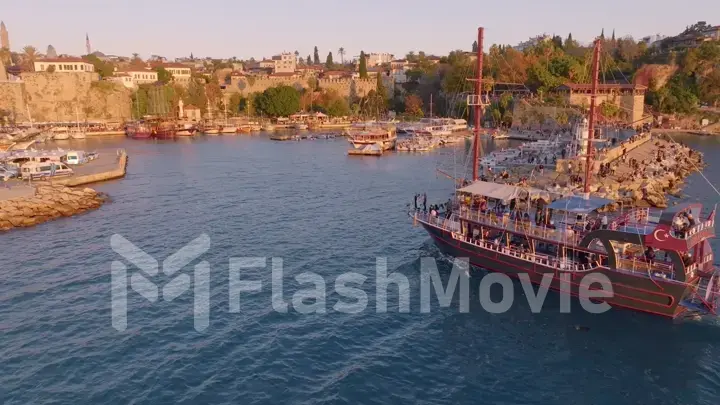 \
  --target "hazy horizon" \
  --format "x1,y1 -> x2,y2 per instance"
1,0 -> 716,60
